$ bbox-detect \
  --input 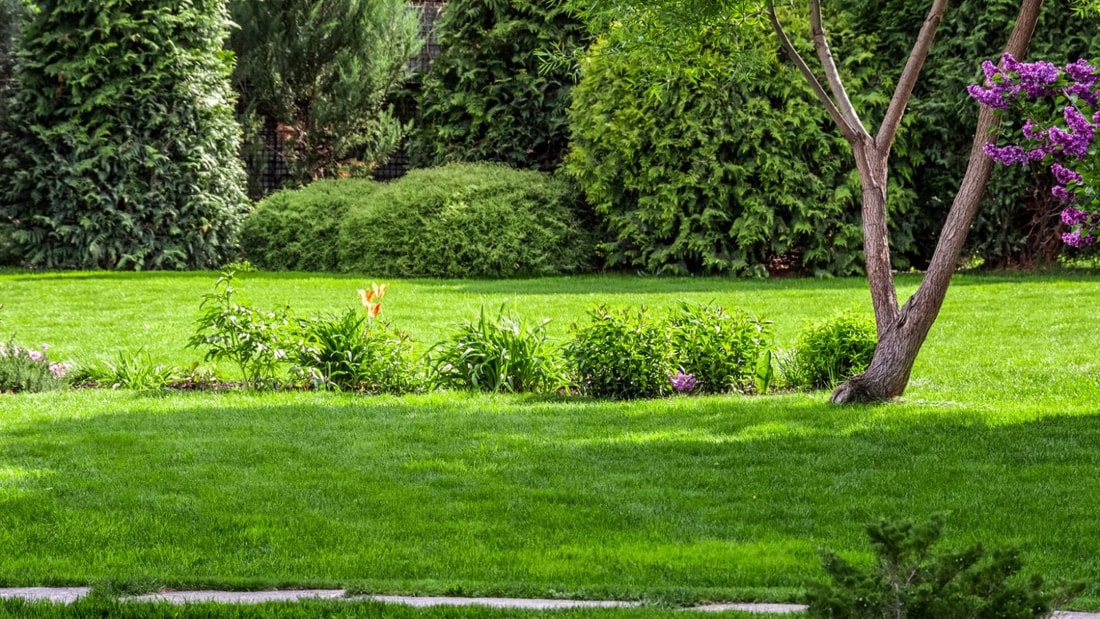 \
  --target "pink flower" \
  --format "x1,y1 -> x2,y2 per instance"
49,363 -> 68,378
28,350 -> 43,362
